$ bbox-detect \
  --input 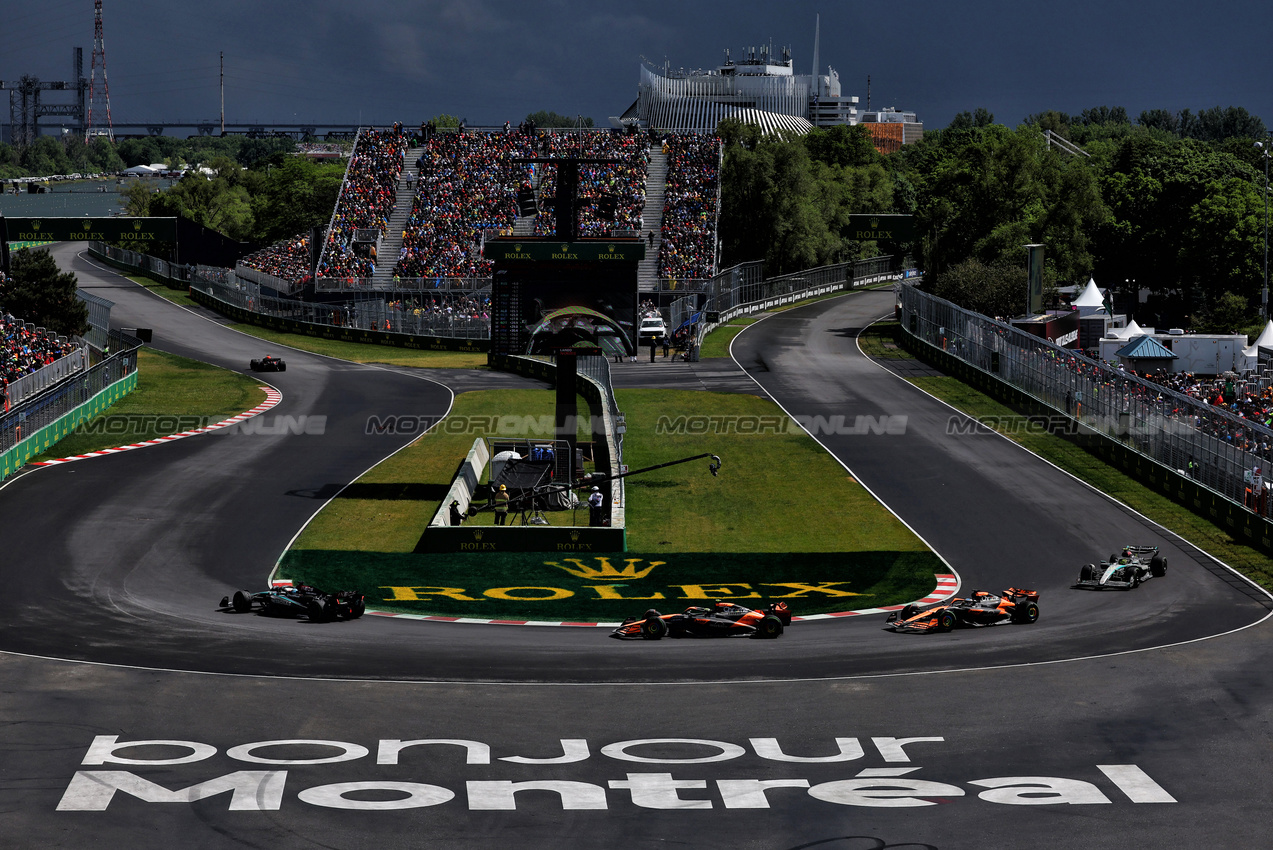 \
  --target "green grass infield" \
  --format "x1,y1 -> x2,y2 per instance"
283,386 -> 945,618
31,348 -> 267,461
278,549 -> 943,621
